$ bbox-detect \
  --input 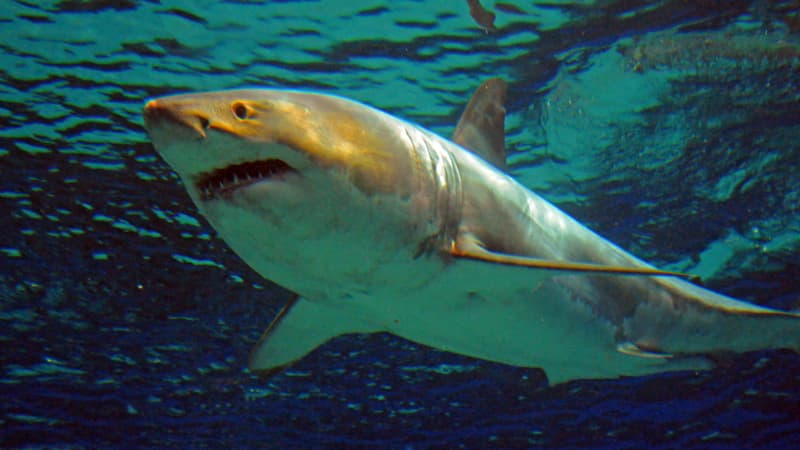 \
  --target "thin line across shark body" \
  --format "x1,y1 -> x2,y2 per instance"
143,79 -> 799,385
